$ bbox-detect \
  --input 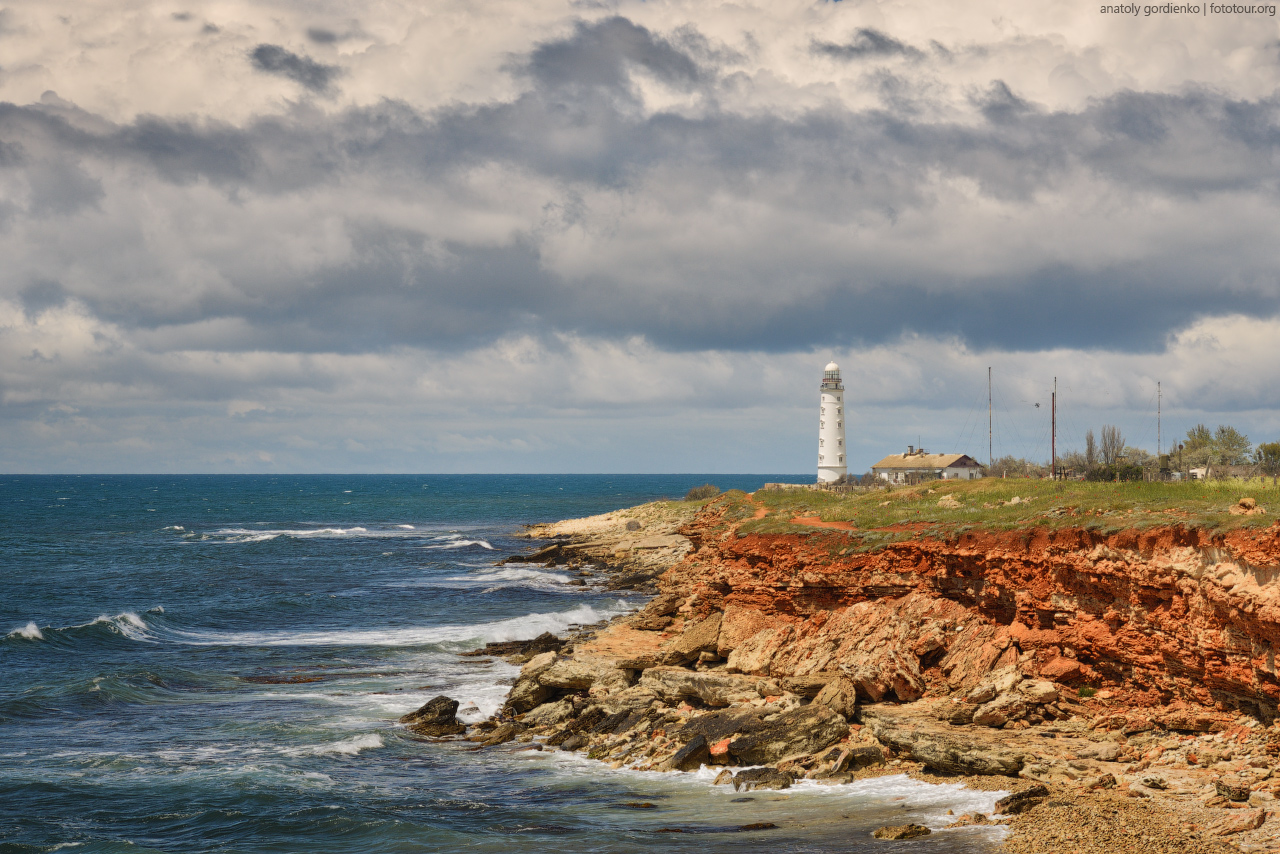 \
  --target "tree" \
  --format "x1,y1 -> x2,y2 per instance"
1100,425 -> 1124,466
1257,442 -> 1280,476
1213,425 -> 1252,465
1085,429 -> 1097,468
1181,424 -> 1252,468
